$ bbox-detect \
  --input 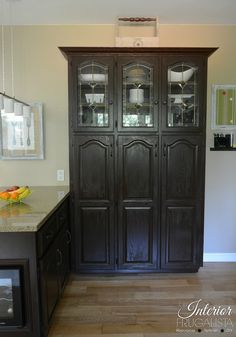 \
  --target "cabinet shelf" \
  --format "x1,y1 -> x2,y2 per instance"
125,102 -> 152,108
81,103 -> 106,107
210,147 -> 236,151
169,81 -> 197,86
80,83 -> 107,88
124,81 -> 153,87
